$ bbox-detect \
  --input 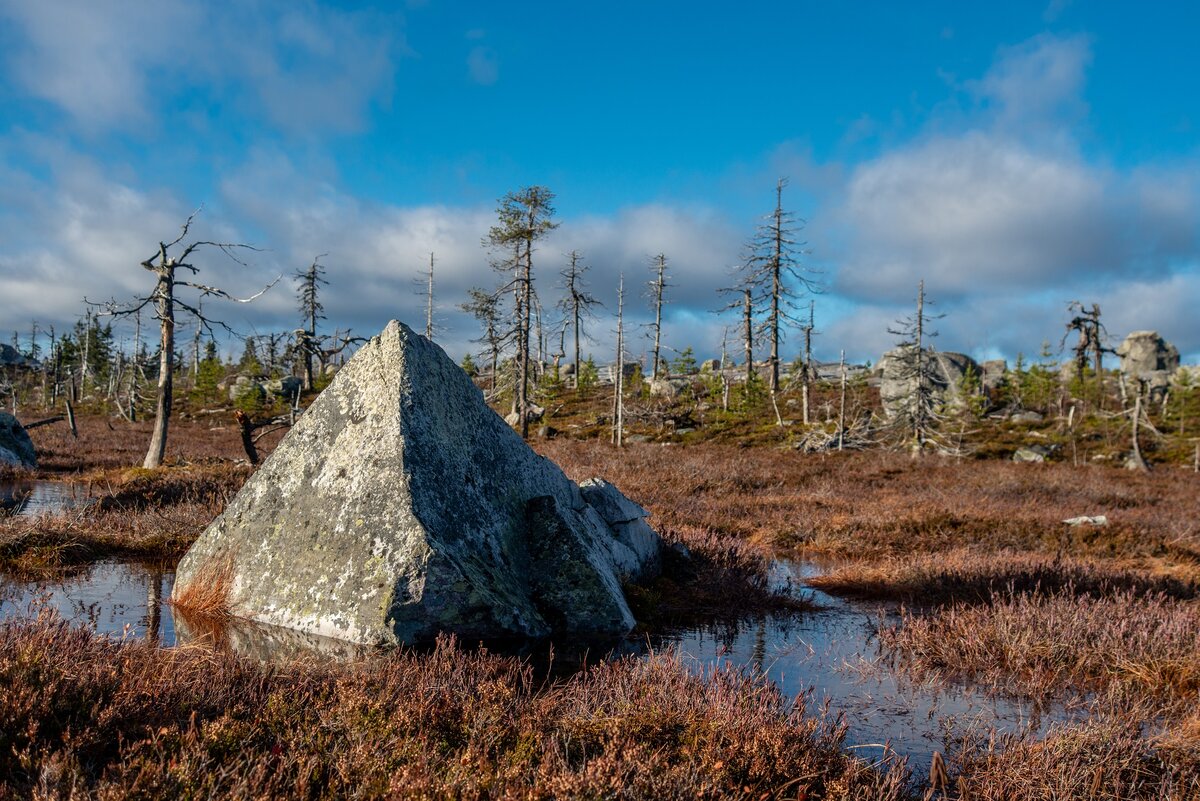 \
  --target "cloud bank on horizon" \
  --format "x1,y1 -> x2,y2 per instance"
0,1 -> 1196,366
